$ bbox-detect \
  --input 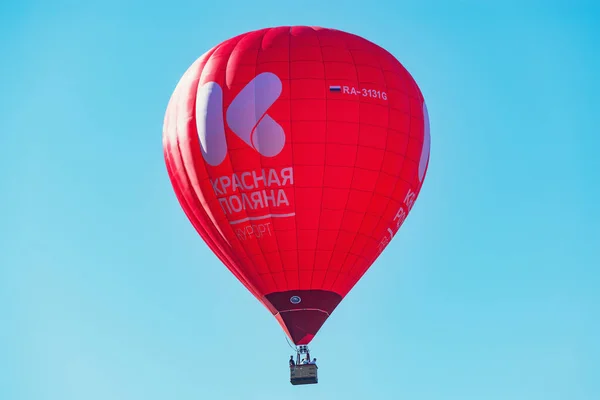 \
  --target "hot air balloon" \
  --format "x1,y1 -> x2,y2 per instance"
163,26 -> 430,385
